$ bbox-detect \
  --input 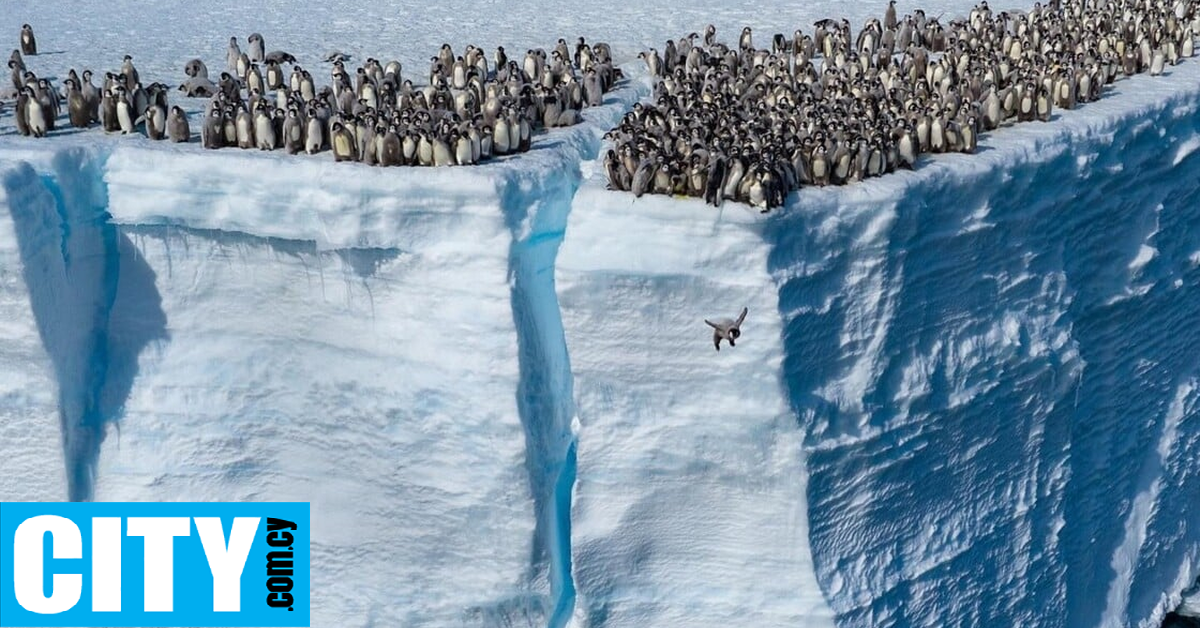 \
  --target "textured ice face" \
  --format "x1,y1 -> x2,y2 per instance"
2,0 -> 1200,626
0,71 -> 646,628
